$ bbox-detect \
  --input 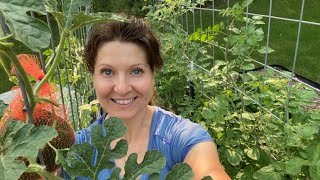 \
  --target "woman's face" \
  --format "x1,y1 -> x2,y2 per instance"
93,41 -> 154,120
